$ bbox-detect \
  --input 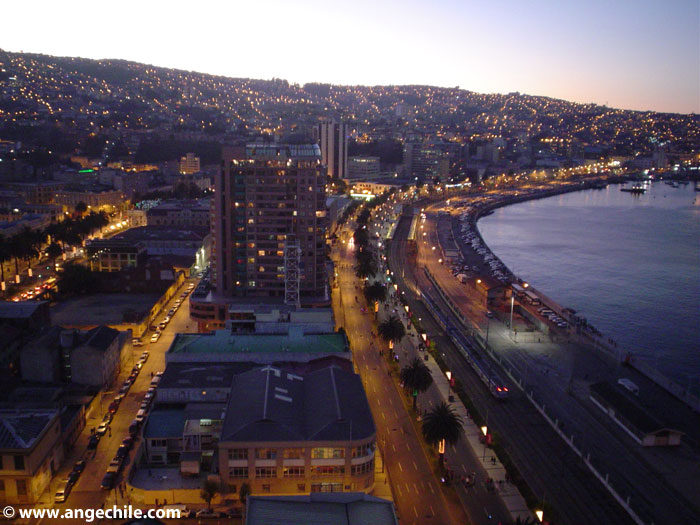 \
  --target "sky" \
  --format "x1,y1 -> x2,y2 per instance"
2,0 -> 699,114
